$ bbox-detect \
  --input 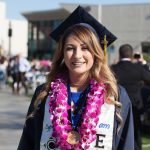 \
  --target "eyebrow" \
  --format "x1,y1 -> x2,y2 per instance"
65,43 -> 87,46
65,44 -> 75,46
